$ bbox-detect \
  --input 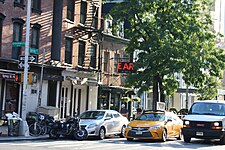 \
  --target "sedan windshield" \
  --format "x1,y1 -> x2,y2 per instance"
80,111 -> 105,119
136,113 -> 165,121
190,102 -> 225,116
